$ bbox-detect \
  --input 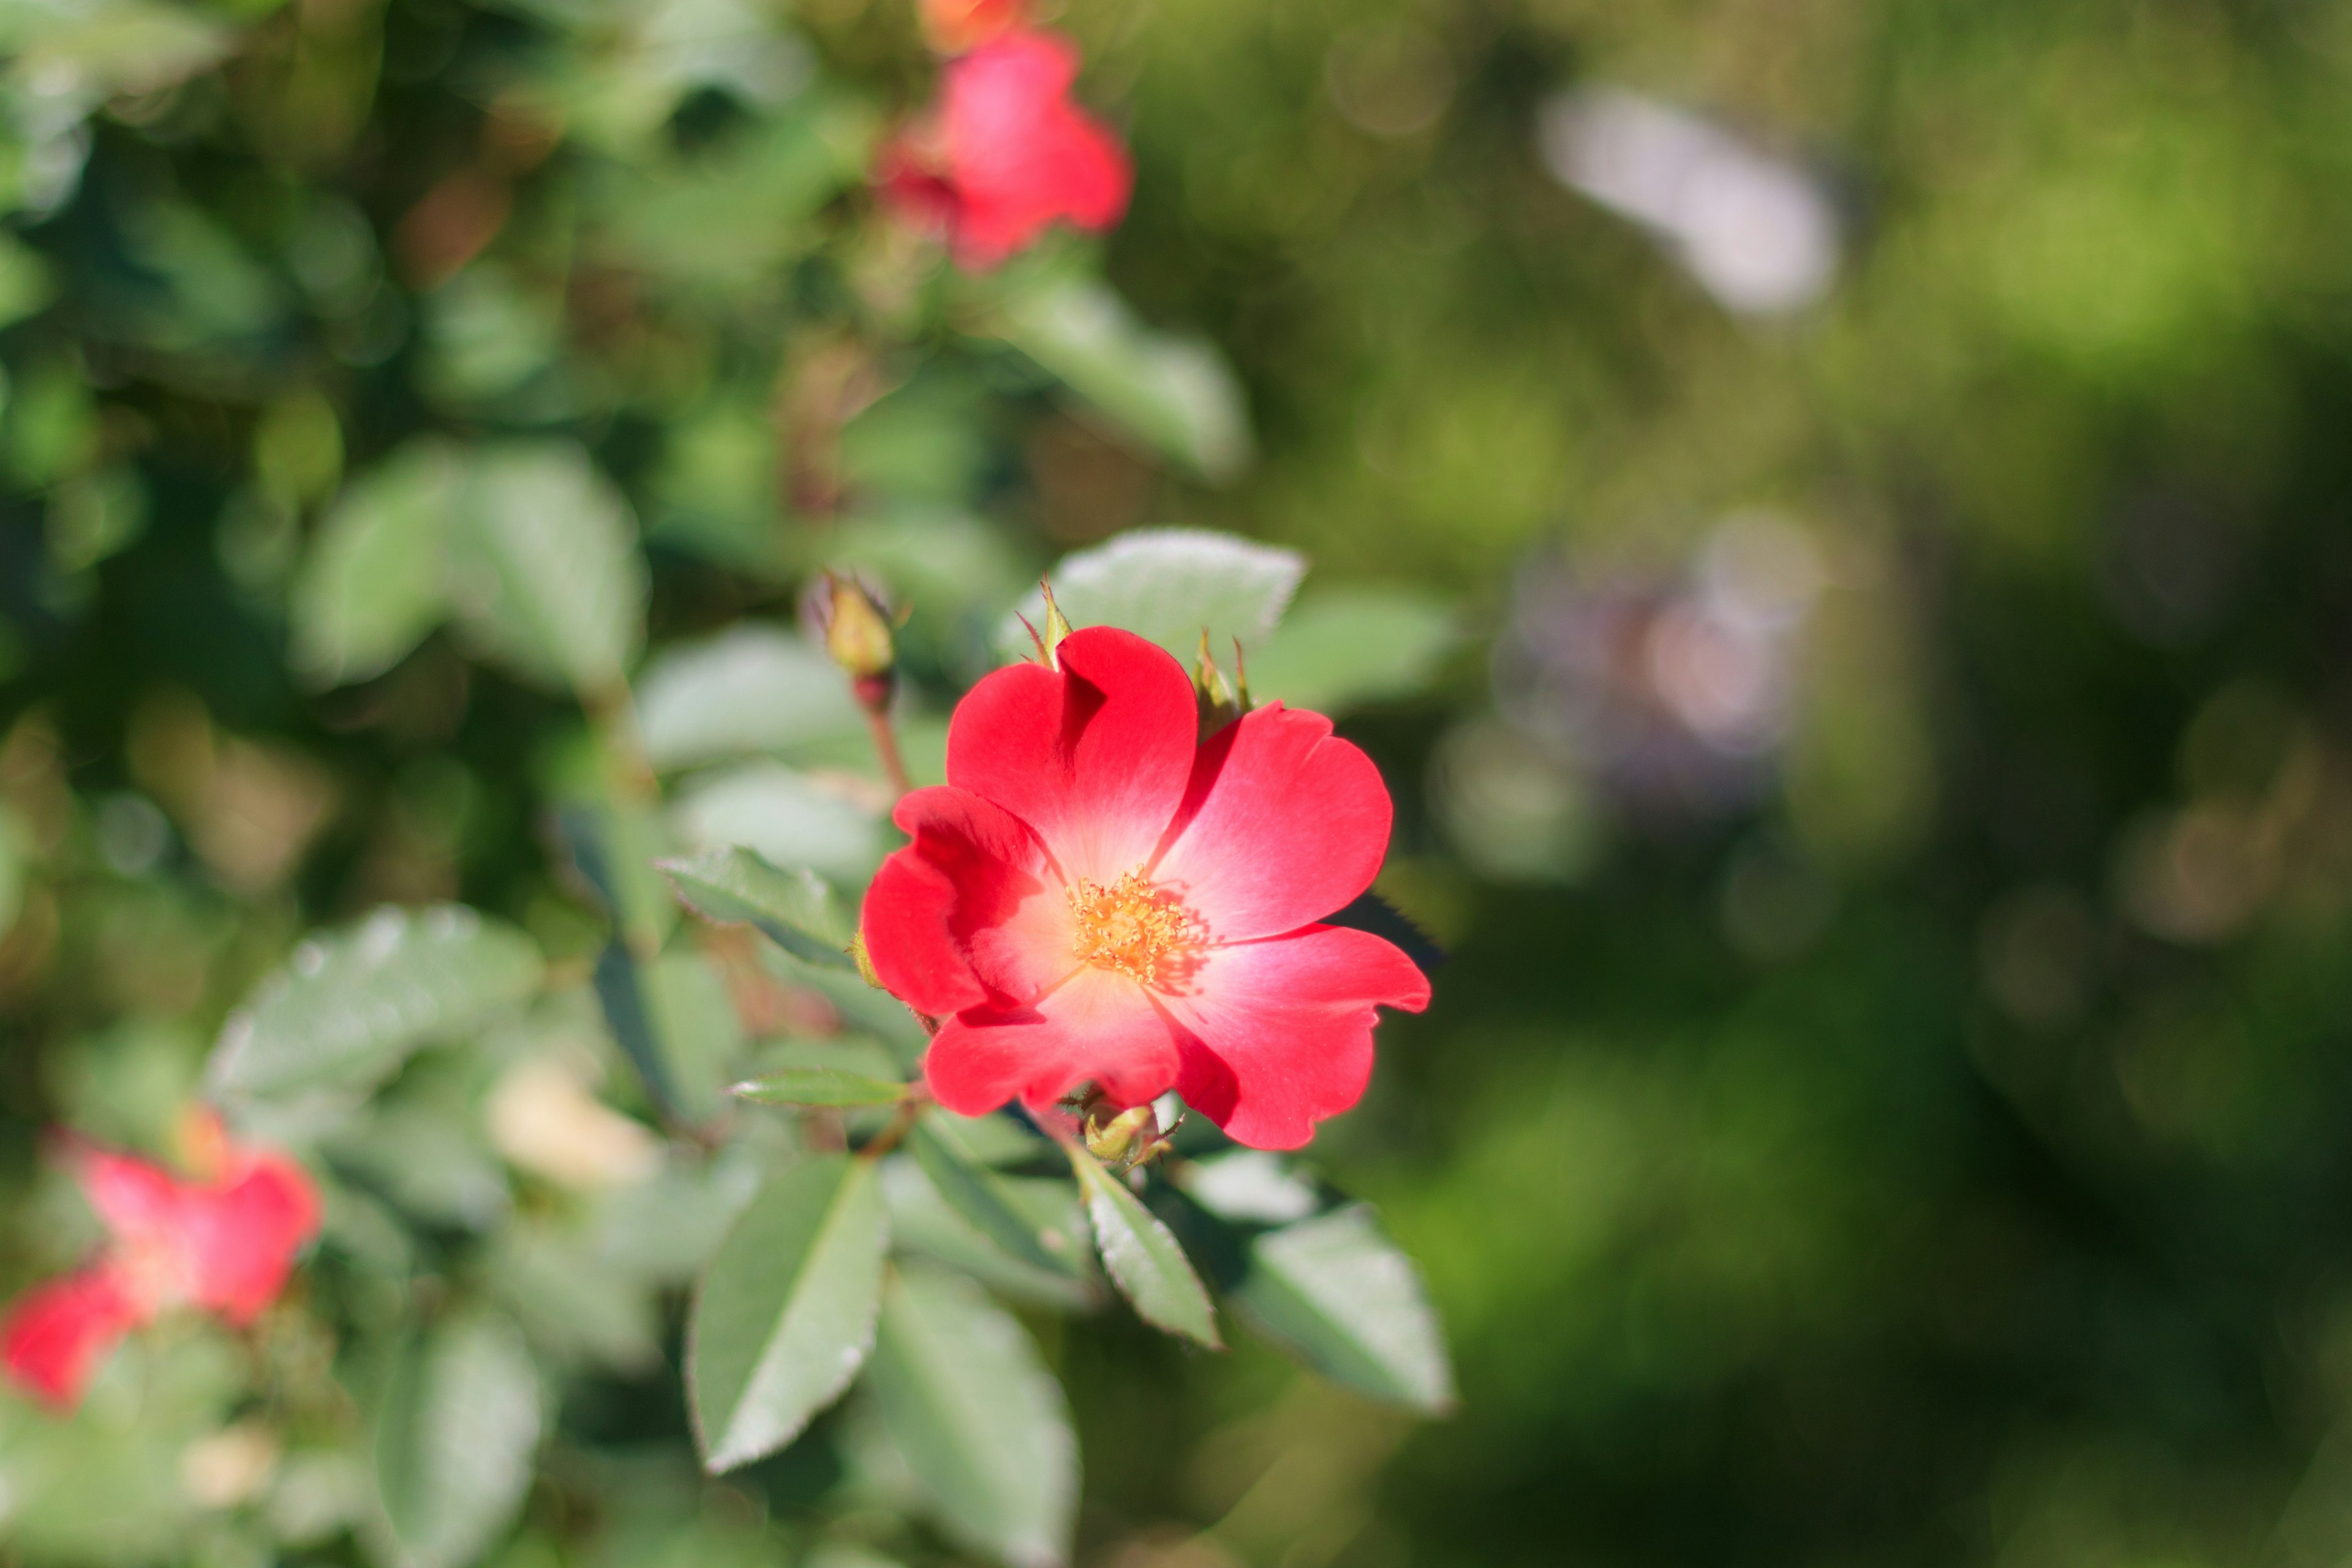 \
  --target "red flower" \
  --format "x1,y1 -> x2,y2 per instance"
1,1117 -> 320,1409
921,0 -> 1027,53
876,29 -> 1133,270
862,627 -> 1431,1150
